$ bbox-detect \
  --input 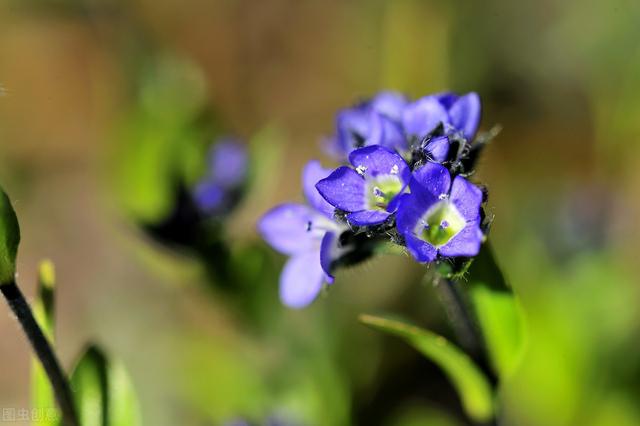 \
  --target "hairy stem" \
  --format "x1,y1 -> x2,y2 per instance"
435,276 -> 481,352
435,275 -> 499,425
1,281 -> 79,426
